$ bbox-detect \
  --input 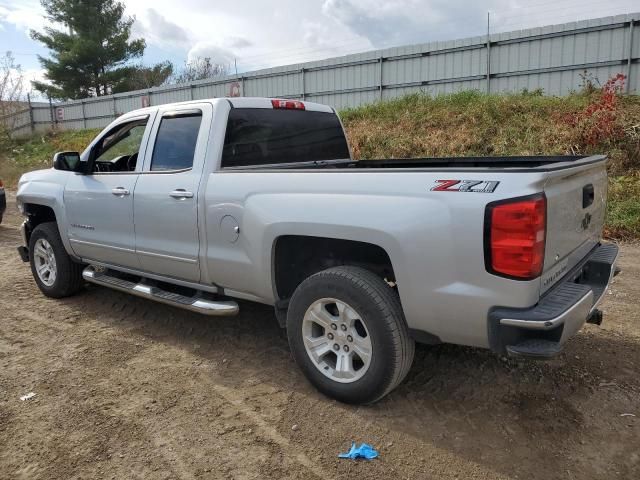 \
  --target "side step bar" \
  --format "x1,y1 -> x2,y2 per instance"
82,266 -> 239,316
